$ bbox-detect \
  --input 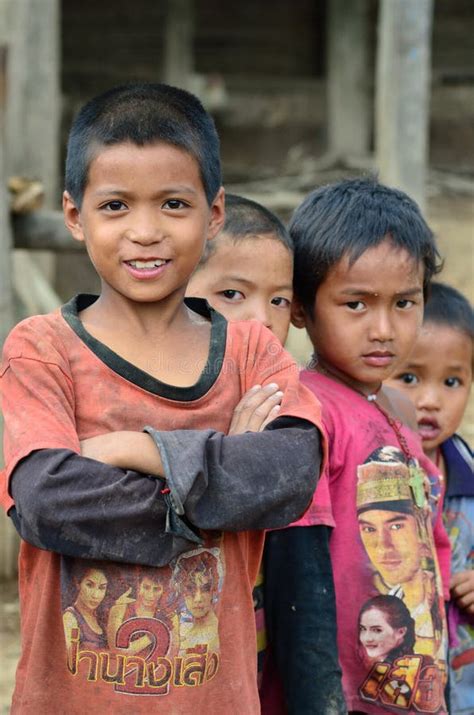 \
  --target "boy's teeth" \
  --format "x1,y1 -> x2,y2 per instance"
129,259 -> 166,269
